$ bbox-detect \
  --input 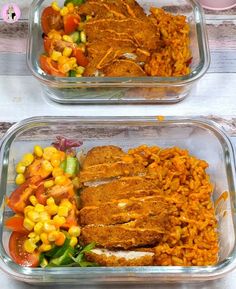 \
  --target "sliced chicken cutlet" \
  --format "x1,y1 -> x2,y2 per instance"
86,248 -> 154,266
79,161 -> 146,183
82,145 -> 125,169
80,177 -> 161,207
78,1 -> 127,19
81,215 -> 168,249
84,18 -> 159,51
79,0 -> 146,19
80,195 -> 168,226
